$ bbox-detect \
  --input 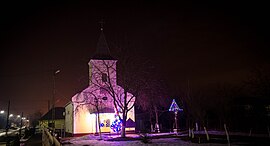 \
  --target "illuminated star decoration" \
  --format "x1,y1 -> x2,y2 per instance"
169,99 -> 183,112
110,114 -> 122,132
